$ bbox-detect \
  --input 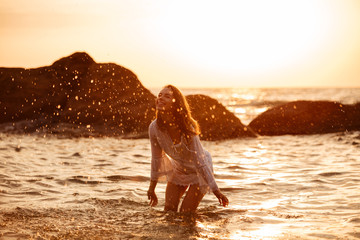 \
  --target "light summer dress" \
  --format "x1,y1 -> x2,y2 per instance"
149,120 -> 219,193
